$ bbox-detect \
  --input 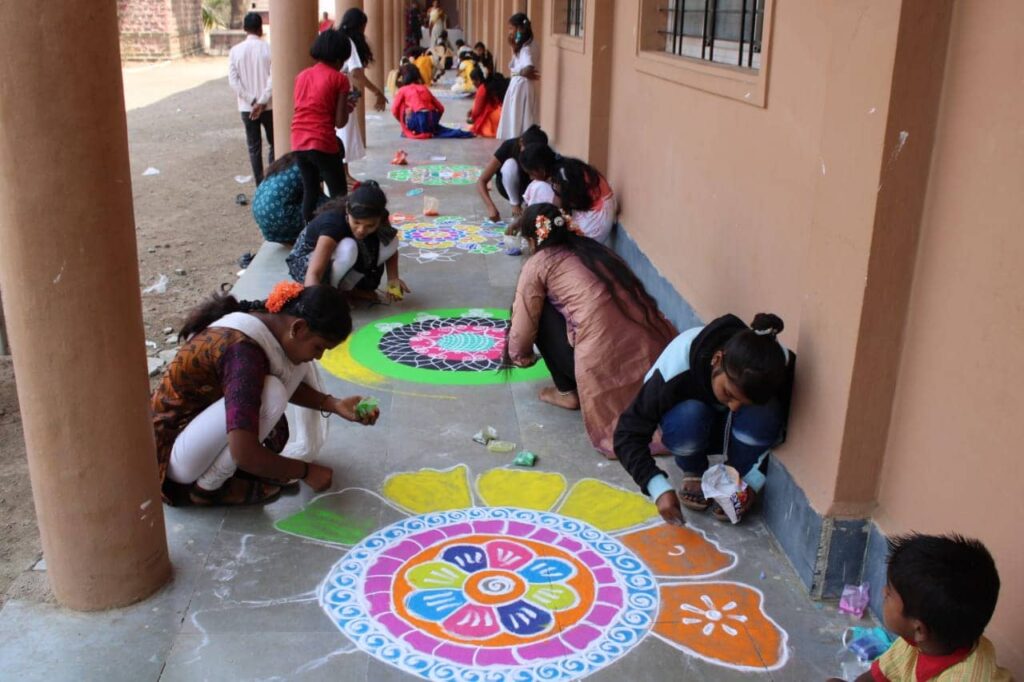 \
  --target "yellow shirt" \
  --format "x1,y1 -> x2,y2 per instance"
874,636 -> 1013,682
414,55 -> 433,85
